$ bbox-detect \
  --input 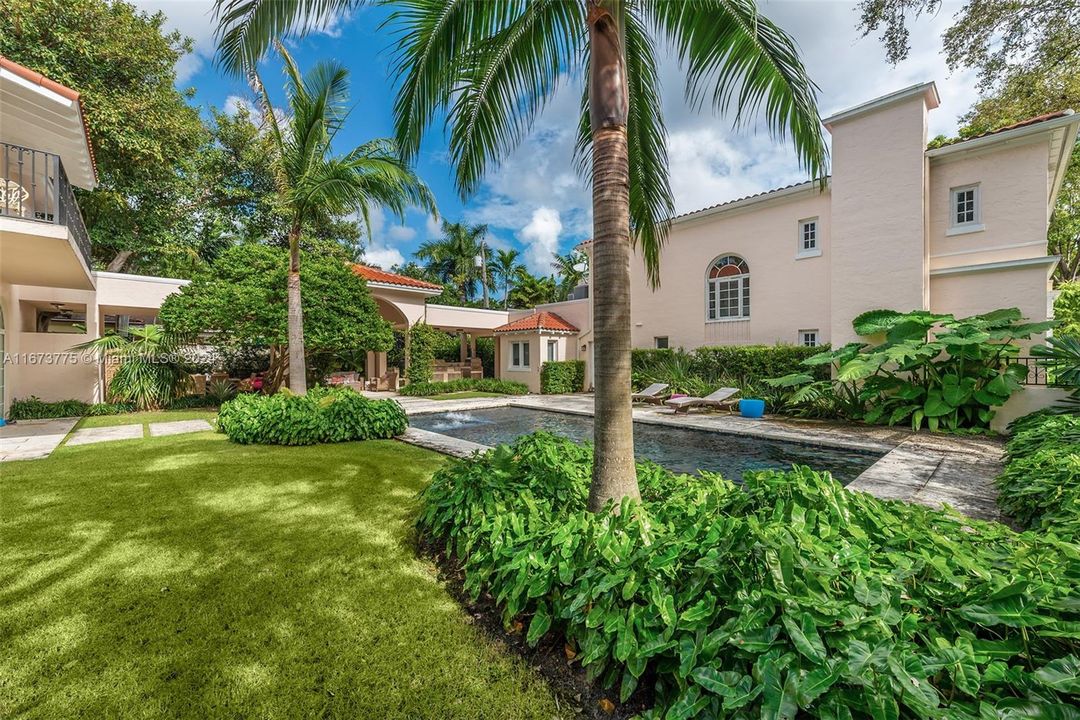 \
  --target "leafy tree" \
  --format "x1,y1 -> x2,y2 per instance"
856,0 -> 1080,91
159,244 -> 394,393
1056,283 -> 1080,337
415,221 -> 491,304
0,0 -> 206,272
490,249 -> 524,309
508,270 -> 560,309
249,43 -> 434,394
213,0 -> 826,510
